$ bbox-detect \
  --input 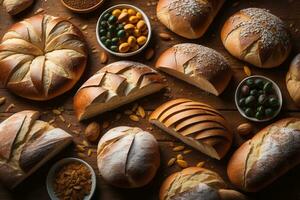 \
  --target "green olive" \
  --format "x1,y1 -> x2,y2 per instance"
245,95 -> 256,107
250,89 -> 258,96
108,15 -> 117,24
258,94 -> 267,105
99,29 -> 107,36
256,106 -> 265,113
268,97 -> 279,108
241,85 -> 250,97
105,39 -> 112,47
254,78 -> 265,89
263,82 -> 273,93
111,37 -> 119,45
100,21 -> 107,28
238,98 -> 246,107
117,30 -> 126,38
100,36 -> 107,43
245,108 -> 254,117
110,45 -> 118,52
246,79 -> 255,88
255,110 -> 264,119
106,32 -> 112,39
117,24 -> 124,31
108,25 -> 116,33
265,108 -> 274,117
